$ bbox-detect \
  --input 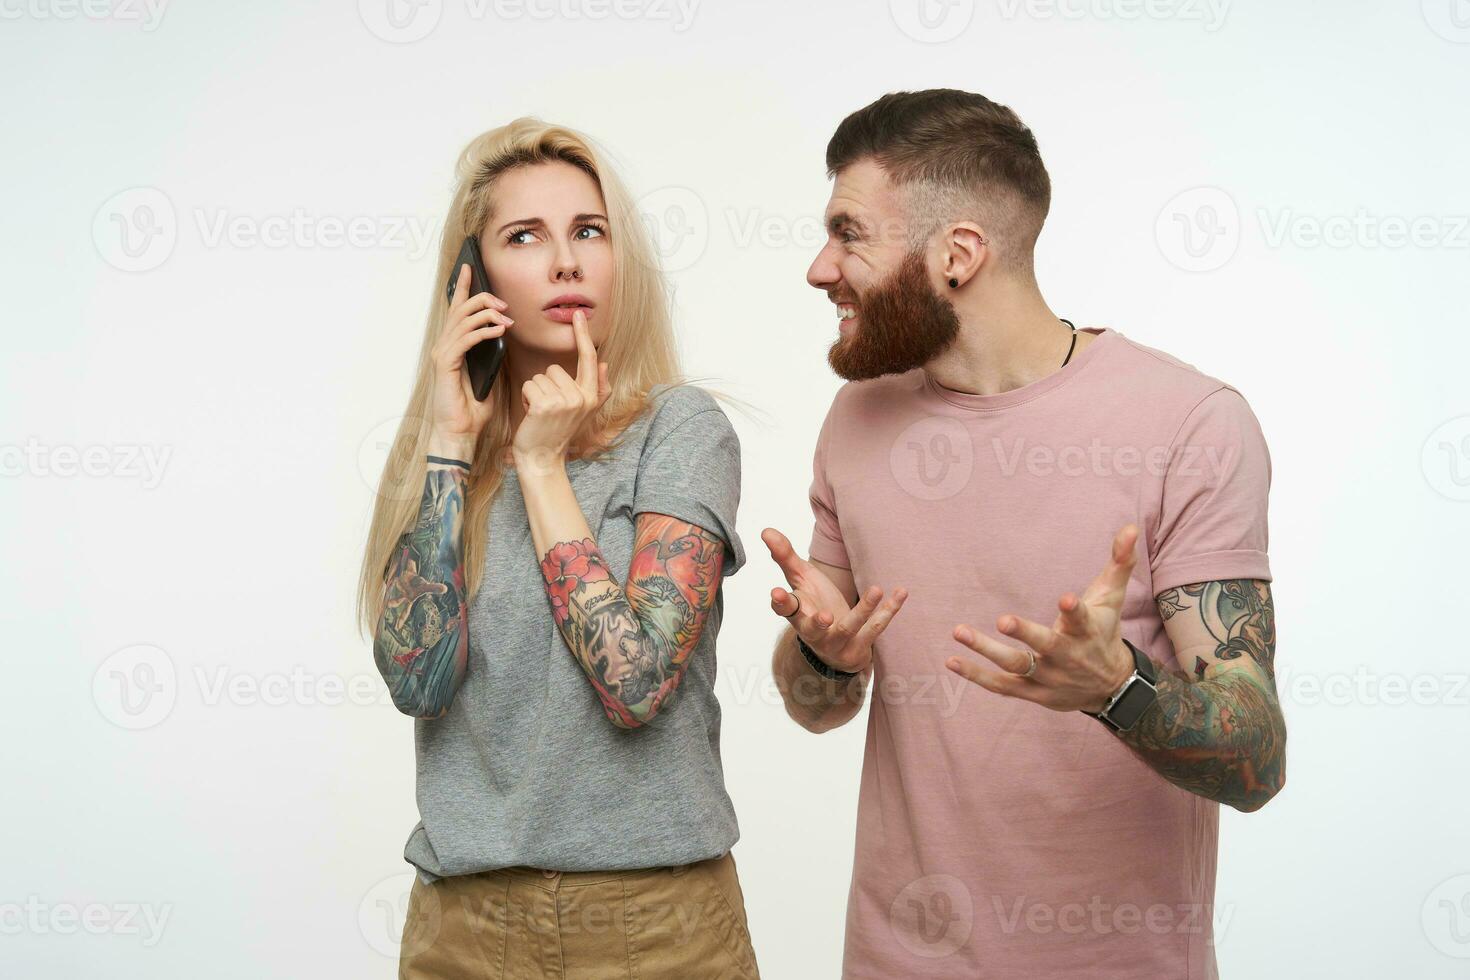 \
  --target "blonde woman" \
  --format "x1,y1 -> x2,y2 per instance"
358,119 -> 760,979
